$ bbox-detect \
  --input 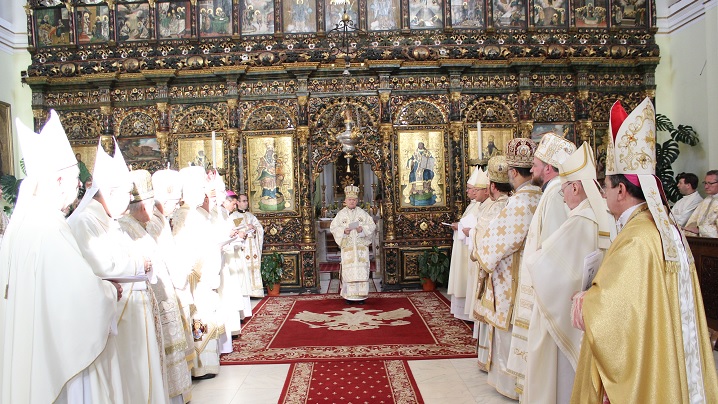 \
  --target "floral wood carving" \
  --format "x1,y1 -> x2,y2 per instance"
394,98 -> 448,126
60,110 -> 103,140
242,103 -> 295,131
465,96 -> 518,123
117,111 -> 157,138
533,96 -> 574,122
171,104 -> 228,133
